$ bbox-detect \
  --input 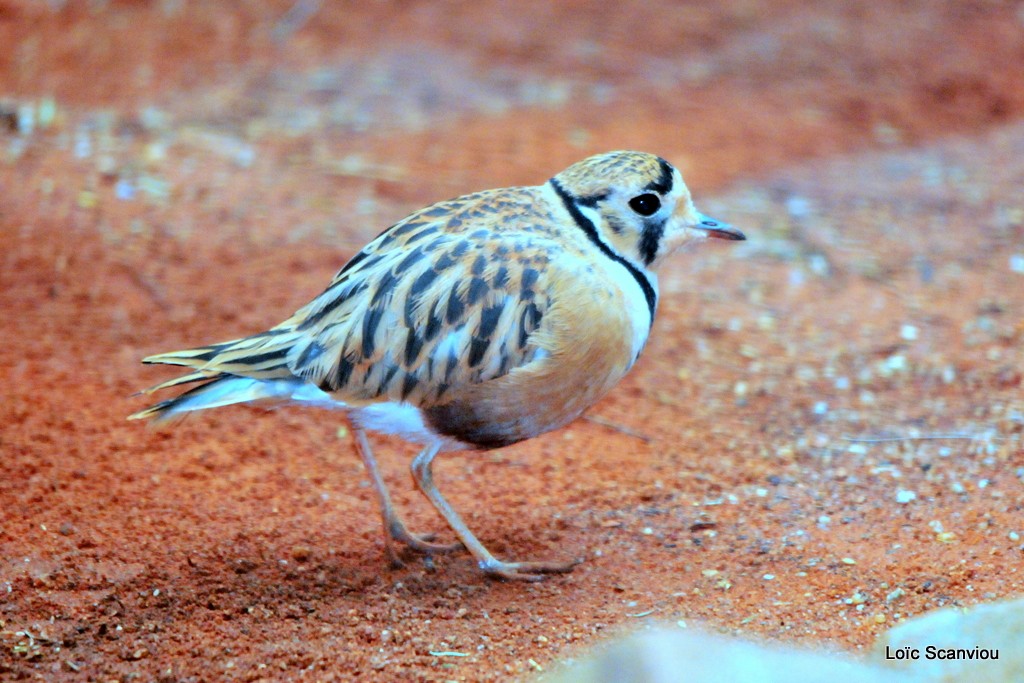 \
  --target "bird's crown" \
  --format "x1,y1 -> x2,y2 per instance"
552,150 -> 674,200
